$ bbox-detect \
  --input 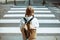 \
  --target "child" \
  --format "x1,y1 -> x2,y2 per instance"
20,6 -> 39,40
